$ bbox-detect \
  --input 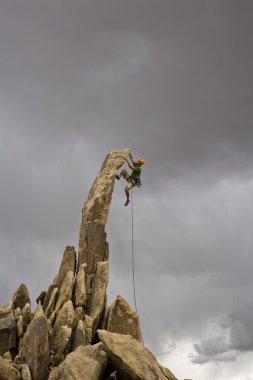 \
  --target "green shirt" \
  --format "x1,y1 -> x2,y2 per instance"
130,163 -> 141,179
